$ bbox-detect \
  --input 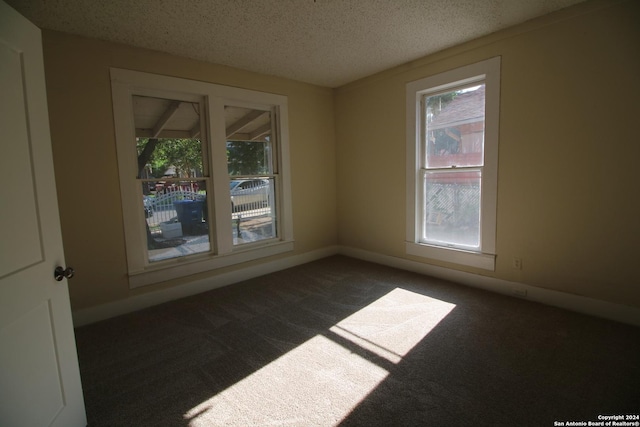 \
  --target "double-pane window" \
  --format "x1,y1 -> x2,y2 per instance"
225,106 -> 277,246
406,57 -> 500,270
134,95 -> 211,263
421,84 -> 485,249
112,69 -> 293,287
